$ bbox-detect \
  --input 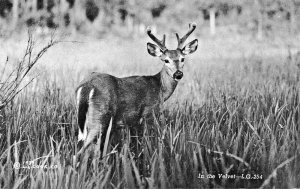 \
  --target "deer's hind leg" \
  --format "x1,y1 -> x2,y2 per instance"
77,88 -> 112,157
